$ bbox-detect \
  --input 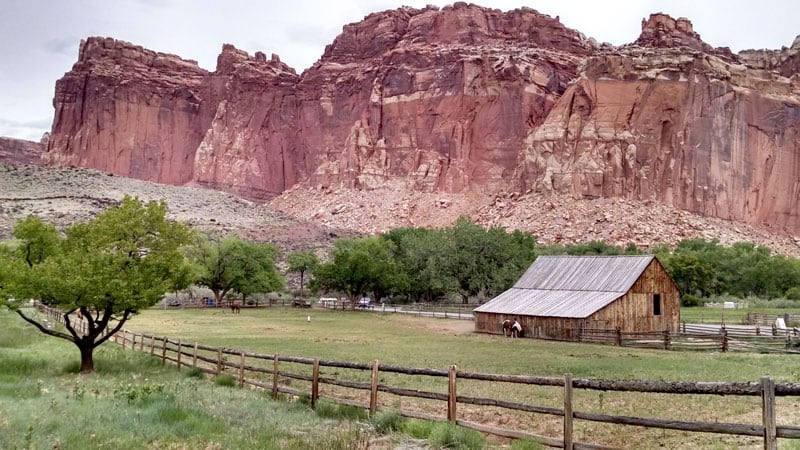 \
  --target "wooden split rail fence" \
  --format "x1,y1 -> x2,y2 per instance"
35,305 -> 800,449
578,324 -> 800,354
